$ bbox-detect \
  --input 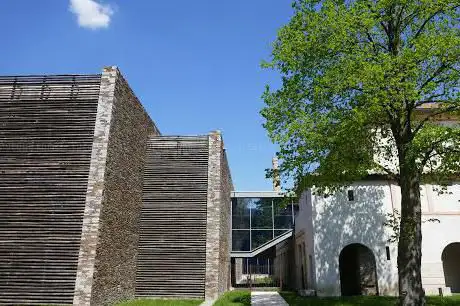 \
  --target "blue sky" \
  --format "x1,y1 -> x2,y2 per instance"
0,0 -> 293,191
